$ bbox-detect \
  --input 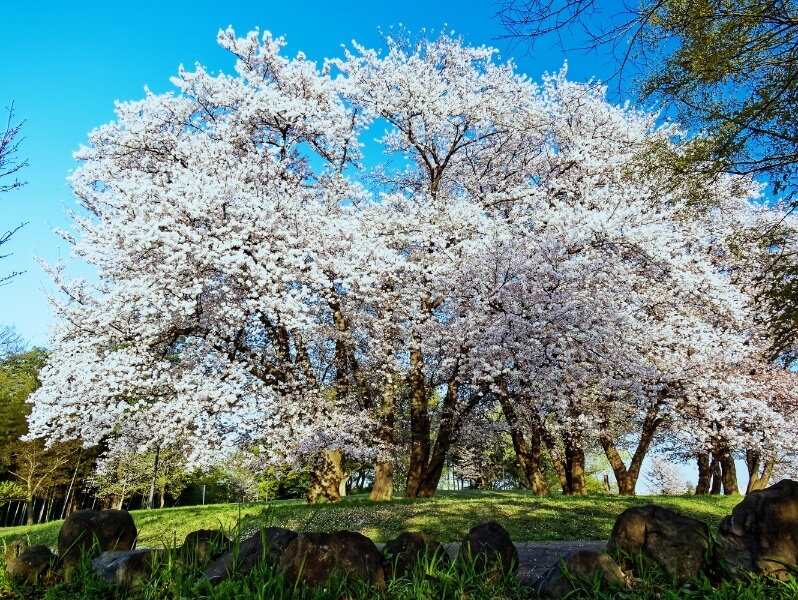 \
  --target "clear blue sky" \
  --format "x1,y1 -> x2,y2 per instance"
0,0 -> 619,348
